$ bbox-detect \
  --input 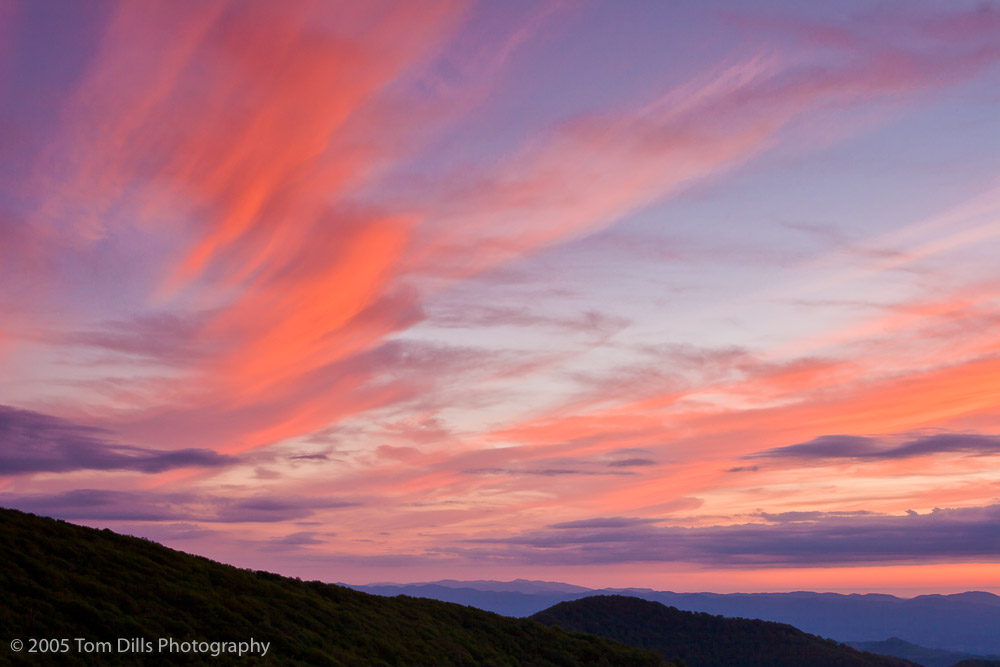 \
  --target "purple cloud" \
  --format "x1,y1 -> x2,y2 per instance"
259,531 -> 332,552
0,405 -> 236,474
62,311 -> 215,365
288,452 -> 330,461
0,489 -> 359,523
462,467 -> 634,477
607,458 -> 657,468
750,432 -> 1000,461
889,433 -> 1000,458
456,505 -> 1000,567
754,510 -> 878,523
549,517 -> 661,529
751,434 -> 880,459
